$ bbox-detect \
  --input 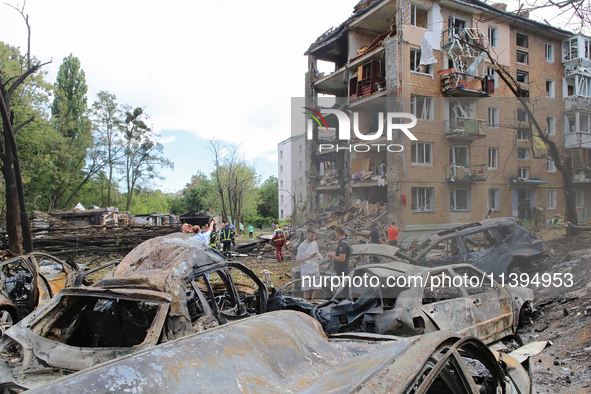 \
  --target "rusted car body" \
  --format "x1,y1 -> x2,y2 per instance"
0,234 -> 268,390
0,253 -> 84,334
273,261 -> 533,344
23,311 -> 530,394
407,217 -> 549,277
